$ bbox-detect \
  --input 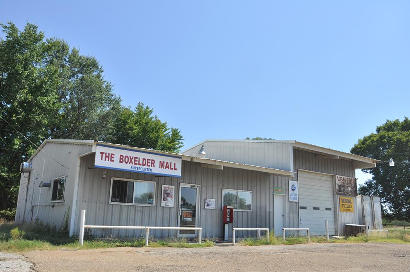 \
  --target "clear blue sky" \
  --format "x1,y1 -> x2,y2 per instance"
1,1 -> 409,182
